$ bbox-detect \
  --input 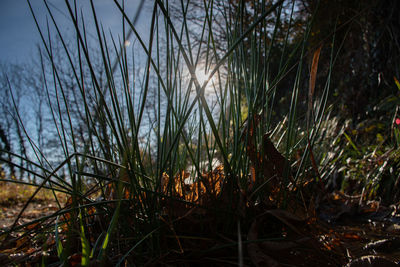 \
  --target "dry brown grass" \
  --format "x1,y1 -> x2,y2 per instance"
0,181 -> 67,205
0,181 -> 68,230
